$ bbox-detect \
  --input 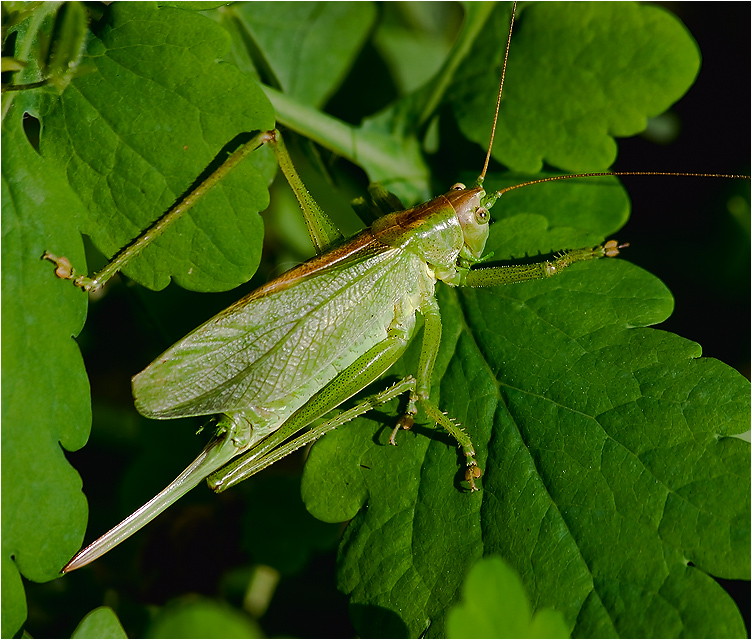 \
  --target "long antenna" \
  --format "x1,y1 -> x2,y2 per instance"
480,1 -> 517,181
475,3 -> 750,197
490,171 -> 751,199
